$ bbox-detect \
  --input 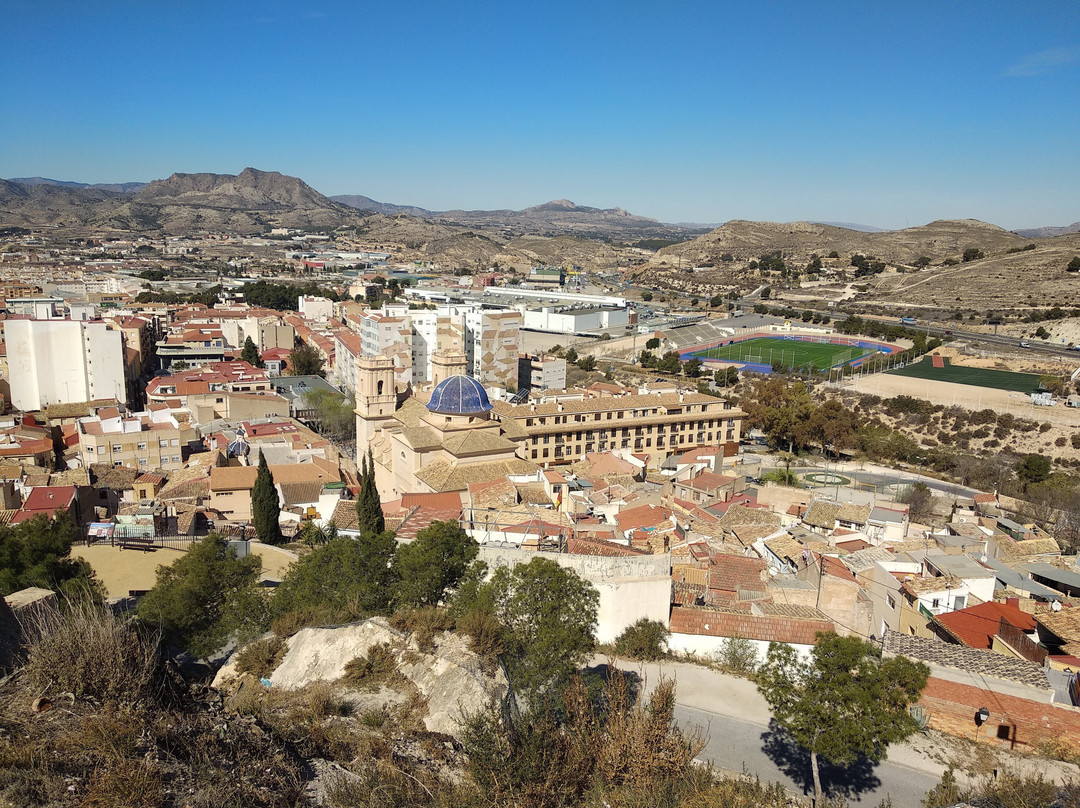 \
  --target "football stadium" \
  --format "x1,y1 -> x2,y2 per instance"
681,332 -> 900,374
